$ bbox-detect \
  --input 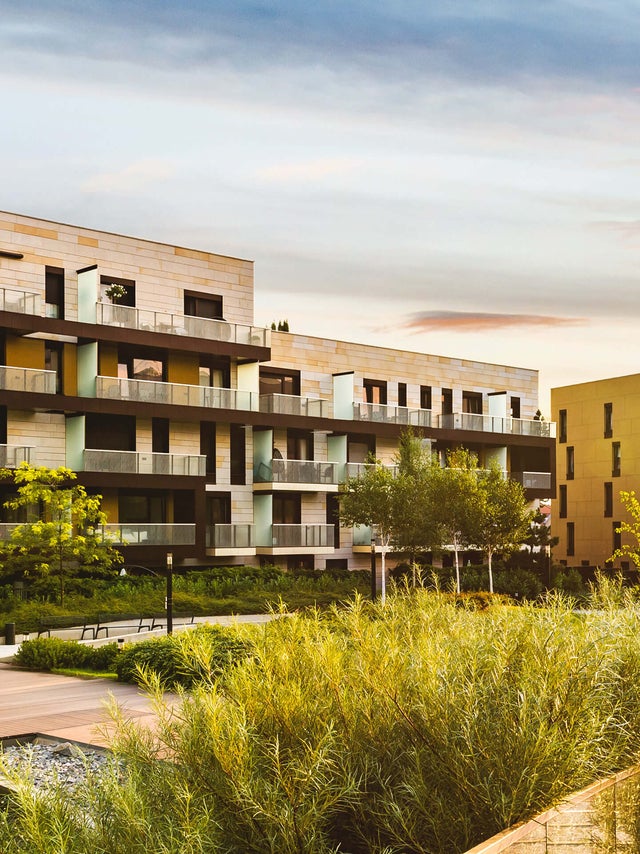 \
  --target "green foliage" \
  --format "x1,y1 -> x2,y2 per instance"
612,490 -> 640,567
113,624 -> 253,688
13,637 -> 118,672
